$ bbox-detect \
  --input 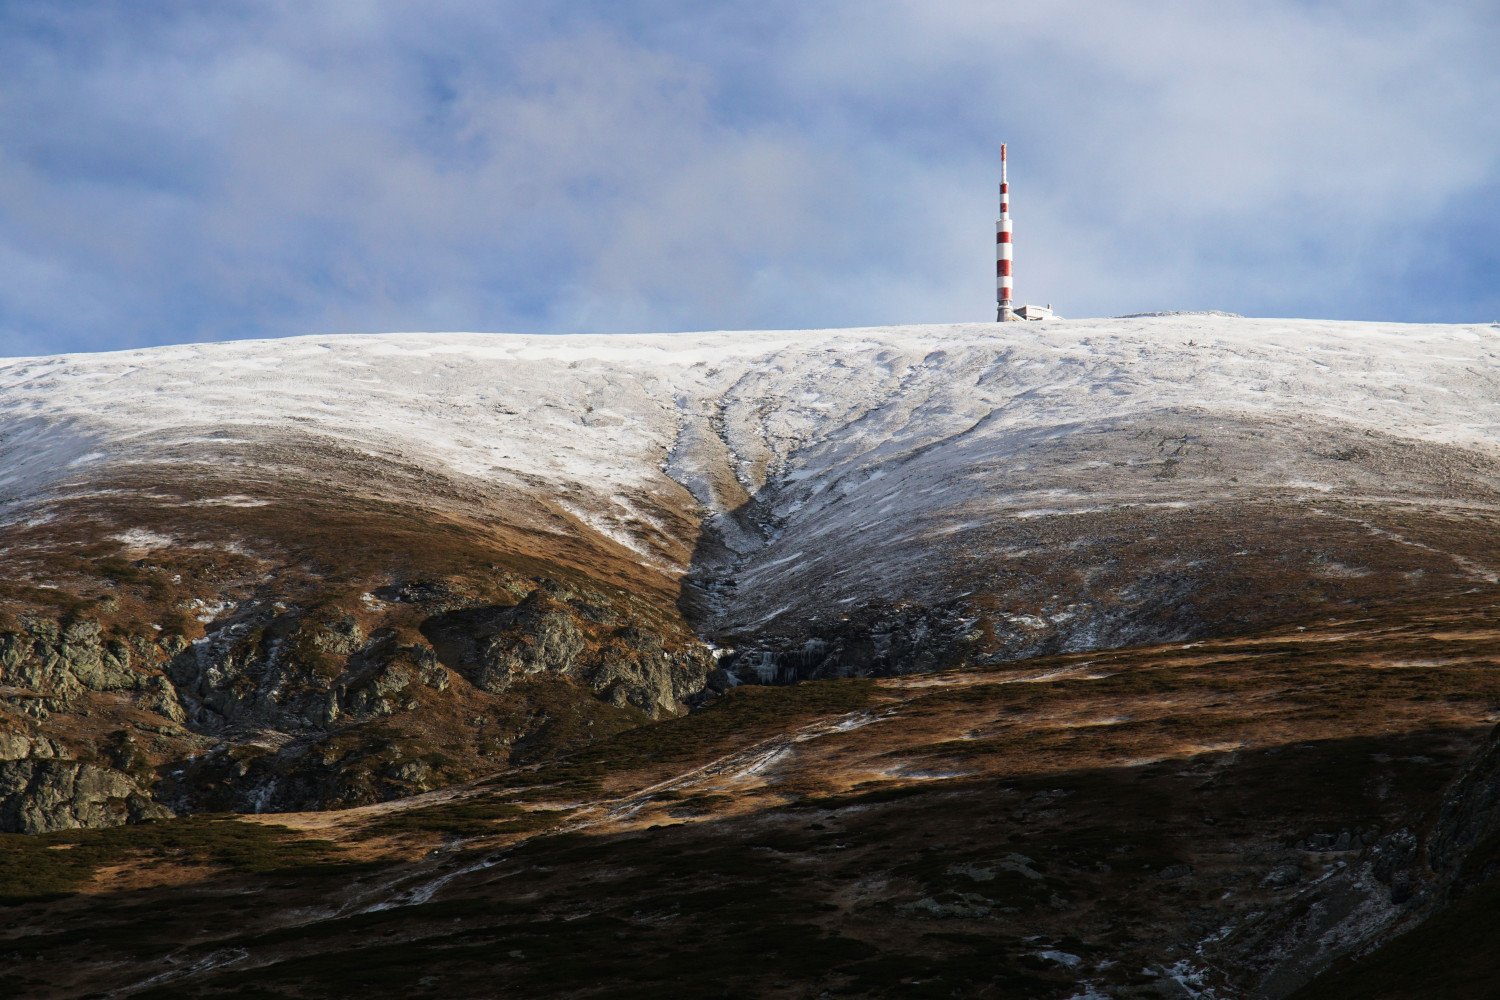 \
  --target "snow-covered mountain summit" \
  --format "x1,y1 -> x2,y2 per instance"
5,316 -> 1499,661
8,316 -> 1496,511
